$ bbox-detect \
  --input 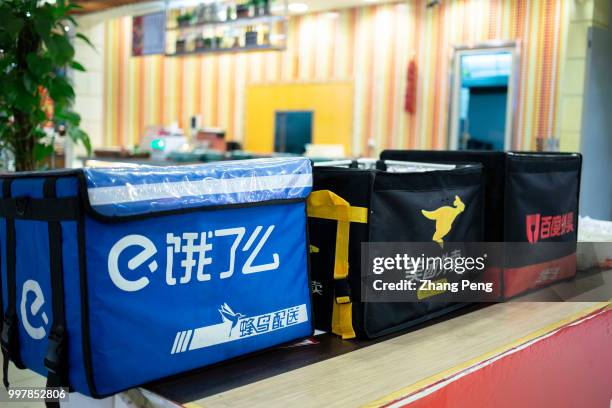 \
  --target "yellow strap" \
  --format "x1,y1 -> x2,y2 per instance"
307,190 -> 368,340
307,205 -> 368,223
